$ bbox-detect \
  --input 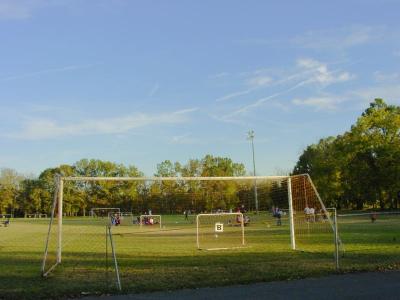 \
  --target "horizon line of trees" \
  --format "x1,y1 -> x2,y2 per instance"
1,99 -> 399,215
1,155 -> 258,216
